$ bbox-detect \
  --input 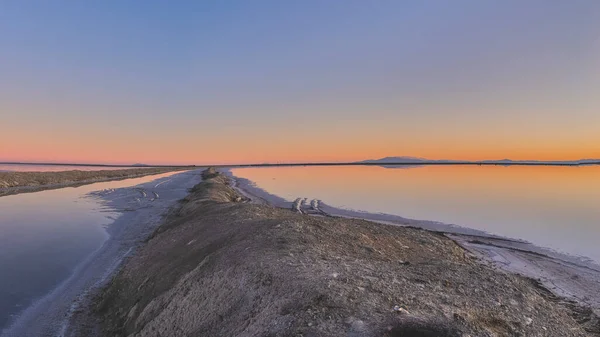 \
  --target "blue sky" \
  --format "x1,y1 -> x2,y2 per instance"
1,1 -> 599,164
